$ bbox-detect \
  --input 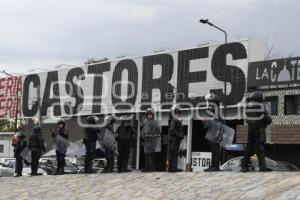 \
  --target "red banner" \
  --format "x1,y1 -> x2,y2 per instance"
0,76 -> 22,119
